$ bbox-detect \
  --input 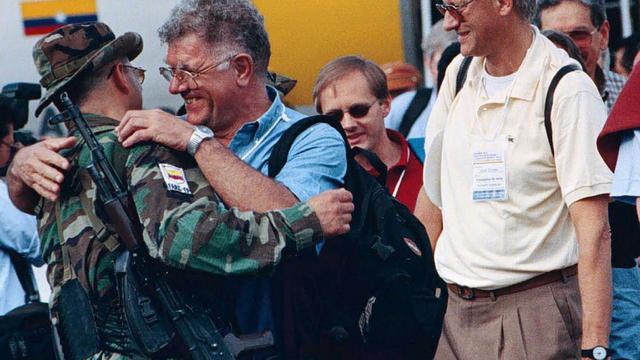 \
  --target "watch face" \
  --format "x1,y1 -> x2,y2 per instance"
593,346 -> 607,360
198,126 -> 214,137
